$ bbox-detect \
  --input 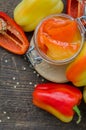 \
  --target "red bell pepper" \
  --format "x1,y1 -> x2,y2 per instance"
33,83 -> 82,123
0,11 -> 29,55
67,0 -> 85,18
